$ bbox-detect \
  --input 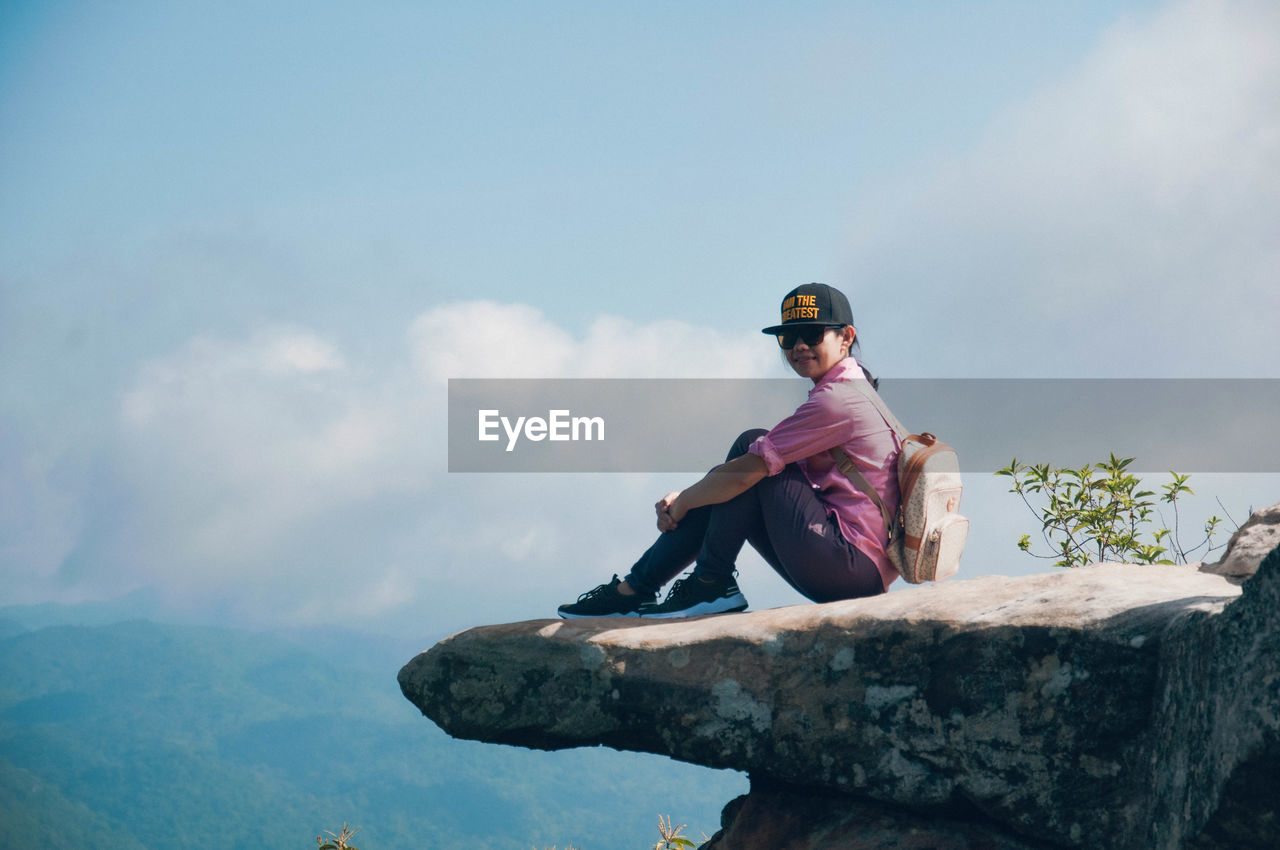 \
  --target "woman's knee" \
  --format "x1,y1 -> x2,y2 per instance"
726,428 -> 769,461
